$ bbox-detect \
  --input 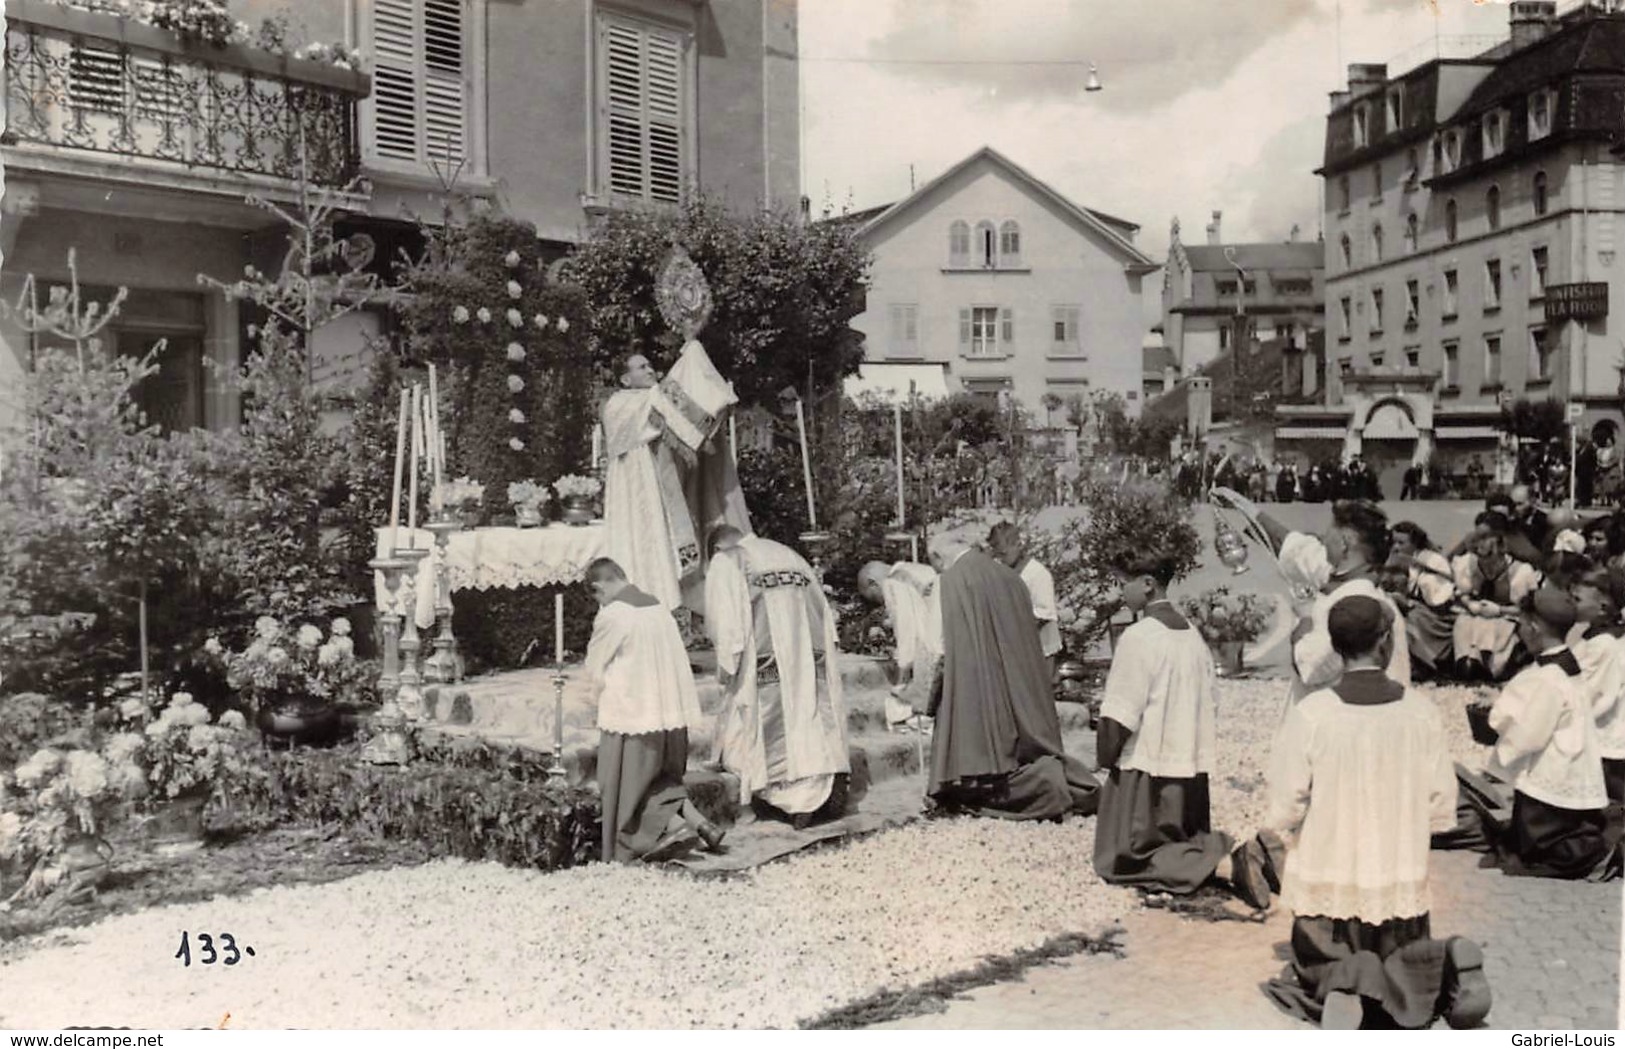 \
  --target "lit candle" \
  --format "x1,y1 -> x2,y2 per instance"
795,397 -> 817,531
407,385 -> 422,539
894,400 -> 905,527
388,388 -> 409,553
555,590 -> 565,667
